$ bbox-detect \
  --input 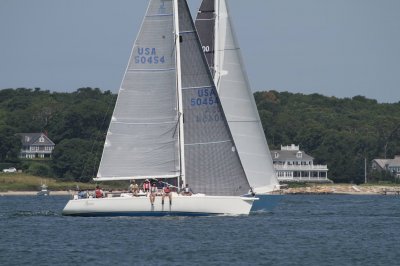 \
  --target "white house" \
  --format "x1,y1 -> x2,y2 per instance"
270,144 -> 330,183
18,133 -> 55,159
